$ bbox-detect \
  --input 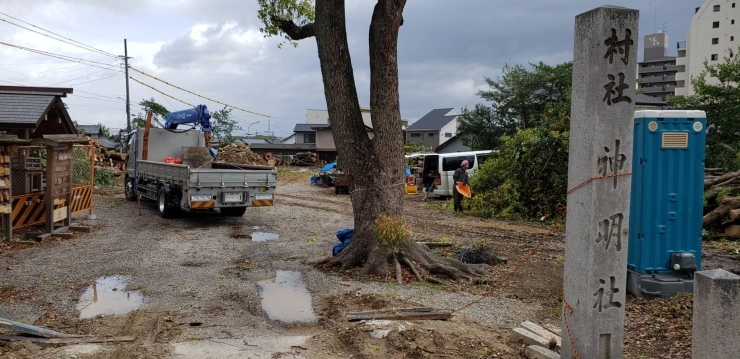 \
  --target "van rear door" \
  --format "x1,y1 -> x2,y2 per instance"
442,154 -> 476,196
